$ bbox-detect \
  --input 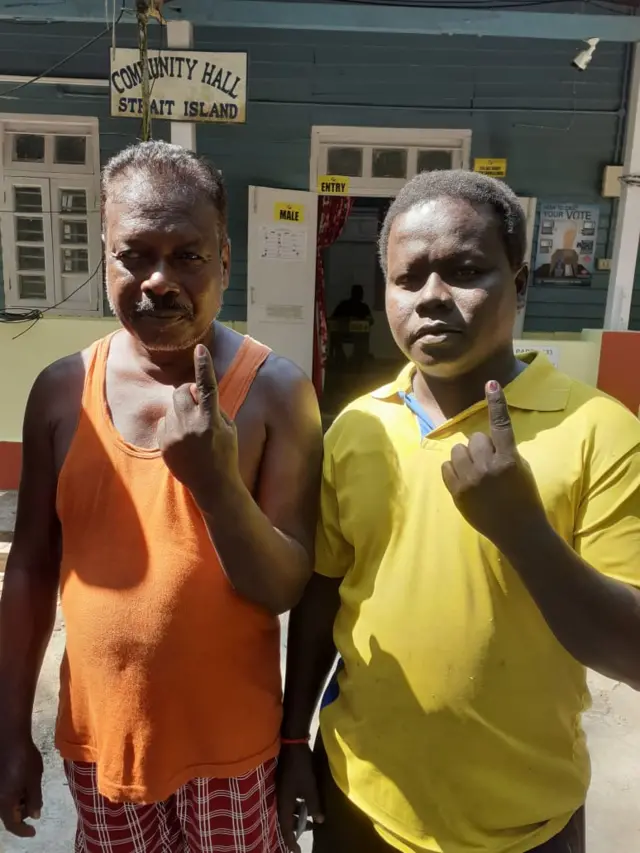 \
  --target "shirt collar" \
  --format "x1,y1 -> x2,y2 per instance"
371,351 -> 571,413
371,361 -> 415,401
